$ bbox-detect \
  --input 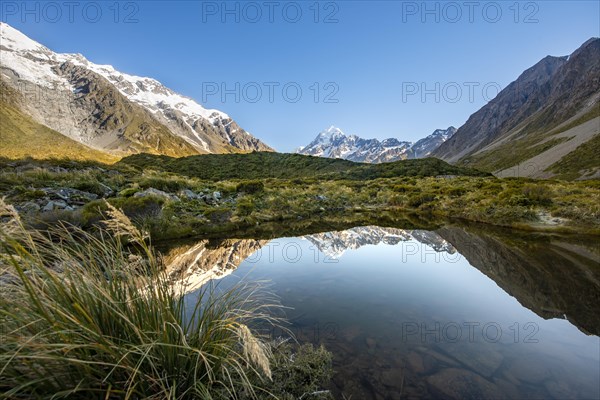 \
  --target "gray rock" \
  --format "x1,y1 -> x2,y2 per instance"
180,189 -> 200,200
213,191 -> 221,200
406,351 -> 426,374
366,337 -> 377,349
97,183 -> 114,197
42,188 -> 98,203
53,200 -> 68,209
19,201 -> 41,213
134,188 -> 179,202
43,201 -> 55,212
436,342 -> 503,378
15,164 -> 40,173
315,195 -> 327,201
47,166 -> 68,174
